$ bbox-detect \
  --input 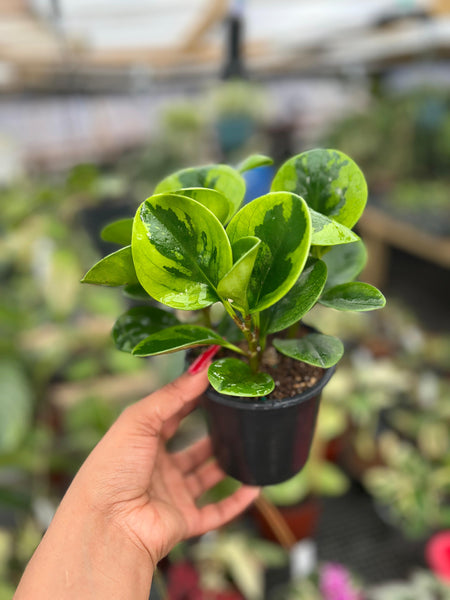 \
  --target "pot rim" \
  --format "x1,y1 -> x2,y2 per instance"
205,363 -> 336,411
